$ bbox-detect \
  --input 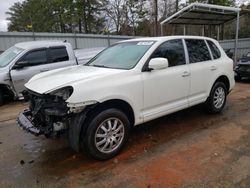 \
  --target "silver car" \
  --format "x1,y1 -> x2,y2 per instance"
0,40 -> 104,105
